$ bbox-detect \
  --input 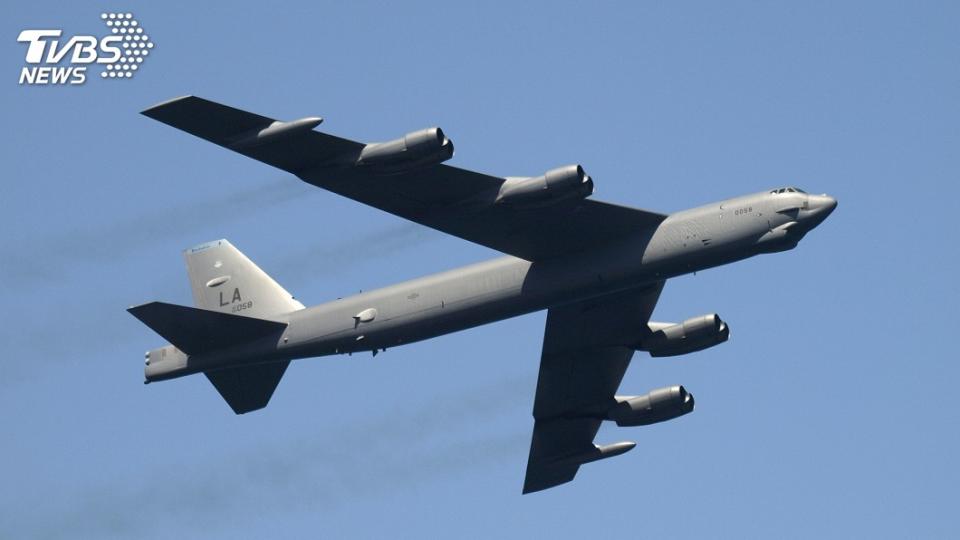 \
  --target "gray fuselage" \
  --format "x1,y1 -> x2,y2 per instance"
146,189 -> 836,381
